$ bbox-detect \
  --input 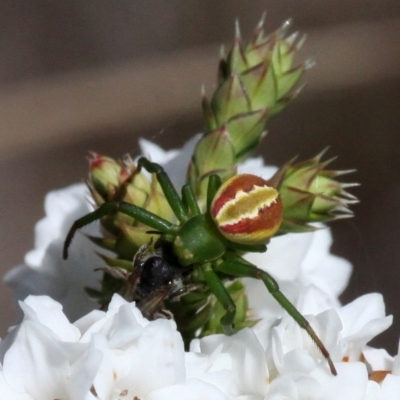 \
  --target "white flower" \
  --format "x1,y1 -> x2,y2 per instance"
189,287 -> 394,399
0,291 -> 396,399
0,295 -> 237,399
188,328 -> 268,397
0,296 -> 100,399
363,342 -> 400,400
4,184 -> 103,321
2,139 -> 397,399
